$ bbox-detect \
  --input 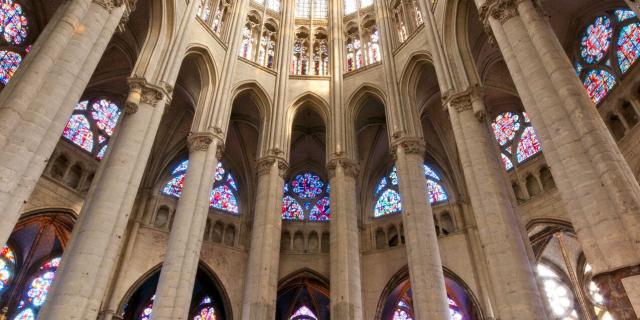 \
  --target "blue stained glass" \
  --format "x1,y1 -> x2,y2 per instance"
291,172 -> 324,199
374,189 -> 402,217
290,305 -> 318,320
62,114 -> 94,152
0,50 -> 21,85
309,197 -> 330,221
375,177 -> 387,194
516,127 -> 542,163
13,257 -> 61,320
282,195 -> 304,220
91,99 -> 121,136
390,167 -> 399,185
12,308 -> 35,320
282,171 -> 329,221
0,245 -> 15,294
501,153 -> 514,171
583,69 -> 616,104
173,160 -> 189,174
574,61 -> 583,76
617,23 -> 640,73
0,0 -> 28,45
97,145 -> 107,160
427,179 -> 448,204
214,162 -> 225,181
580,16 -> 613,64
492,112 -> 520,146
74,100 -> 89,110
227,173 -> 238,191
163,174 -> 186,197
423,164 -> 441,180
210,185 -> 239,214
615,9 -> 637,22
